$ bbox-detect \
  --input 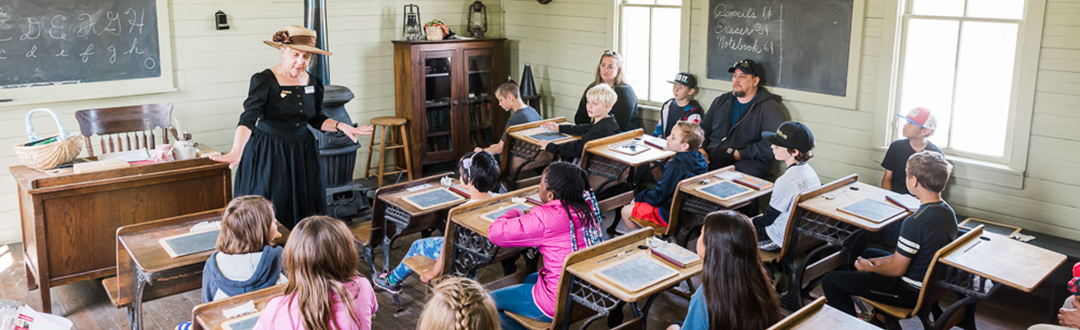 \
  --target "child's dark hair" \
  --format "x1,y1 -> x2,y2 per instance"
787,146 -> 814,163
458,151 -> 501,193
699,210 -> 781,329
906,150 -> 952,193
543,162 -> 600,229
